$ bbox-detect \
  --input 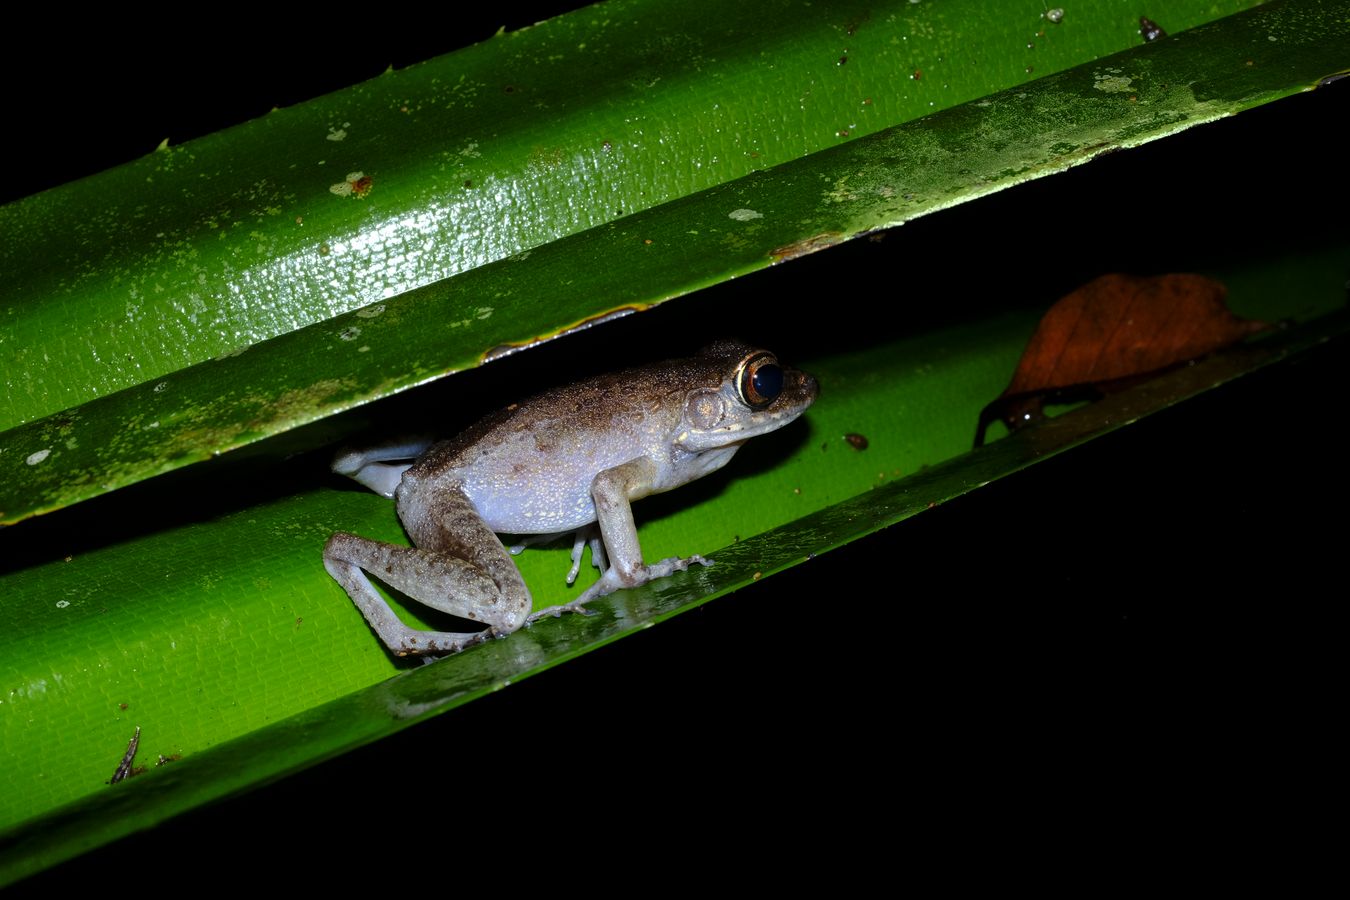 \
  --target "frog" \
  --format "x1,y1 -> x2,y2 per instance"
323,341 -> 818,657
